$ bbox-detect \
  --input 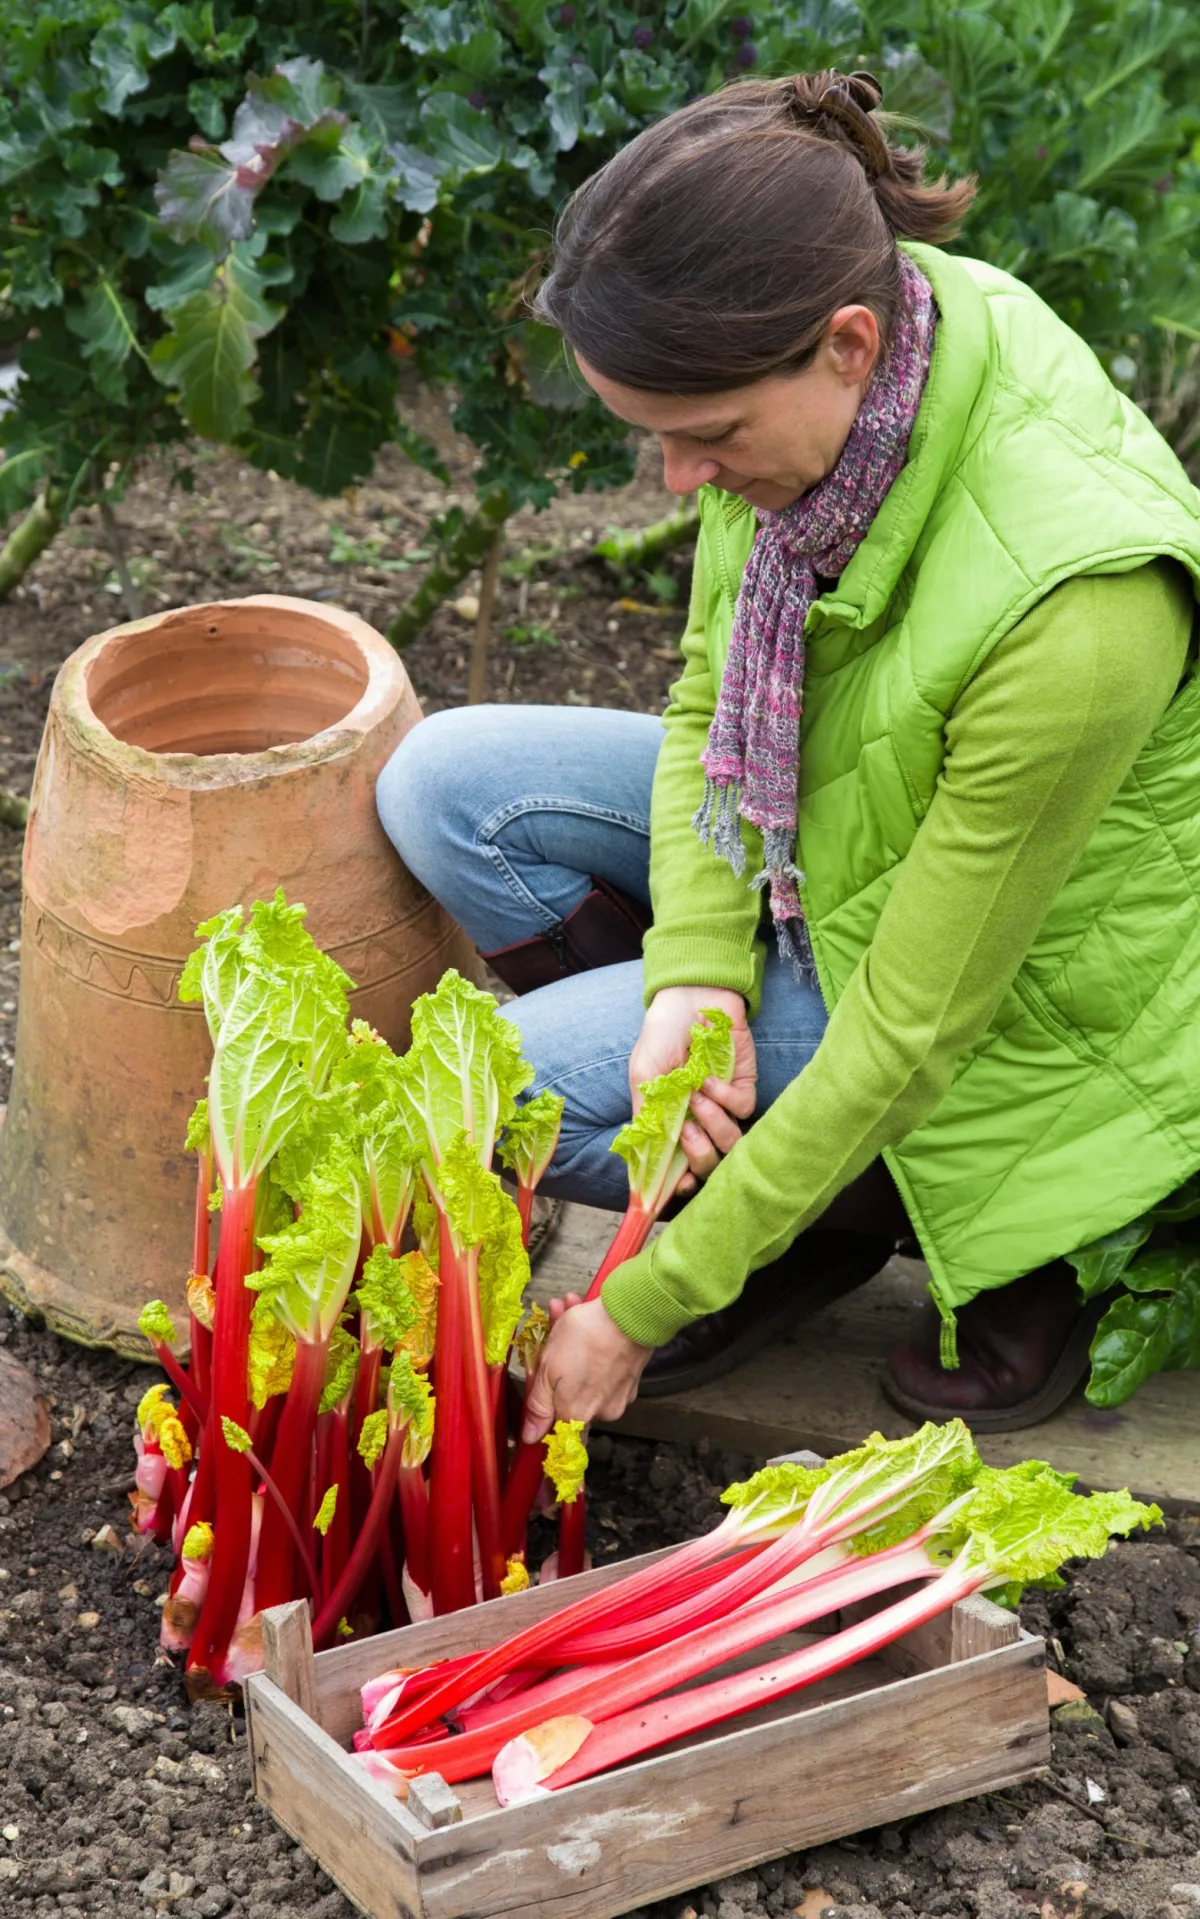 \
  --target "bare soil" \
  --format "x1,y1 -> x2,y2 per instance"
2,409 -> 1200,1919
